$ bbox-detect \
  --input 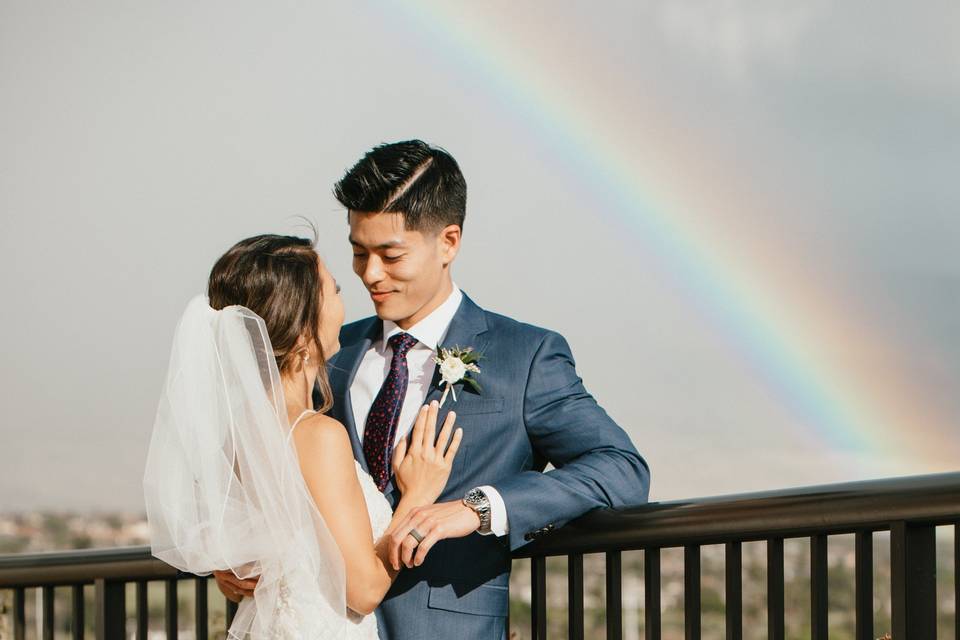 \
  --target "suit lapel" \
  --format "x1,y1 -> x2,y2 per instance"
326,317 -> 381,475
425,293 -> 489,409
